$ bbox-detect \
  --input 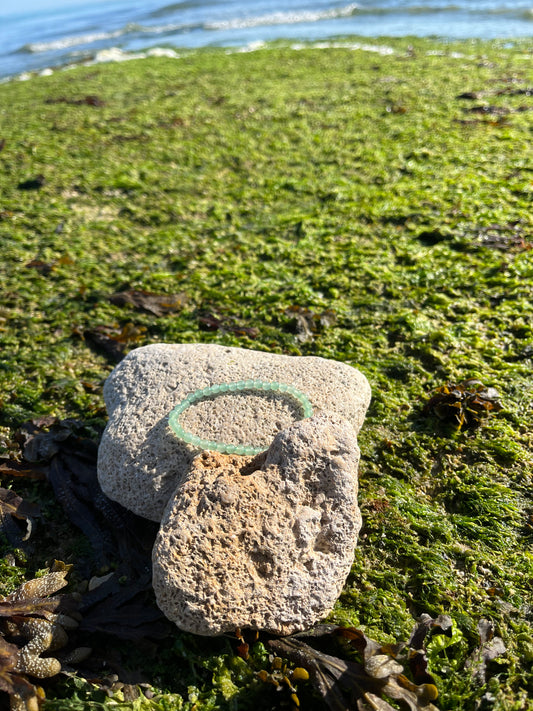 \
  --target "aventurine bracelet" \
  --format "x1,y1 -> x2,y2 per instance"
168,380 -> 313,455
